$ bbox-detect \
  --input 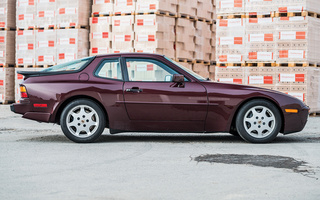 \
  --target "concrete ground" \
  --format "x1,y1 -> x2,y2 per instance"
0,105 -> 319,200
